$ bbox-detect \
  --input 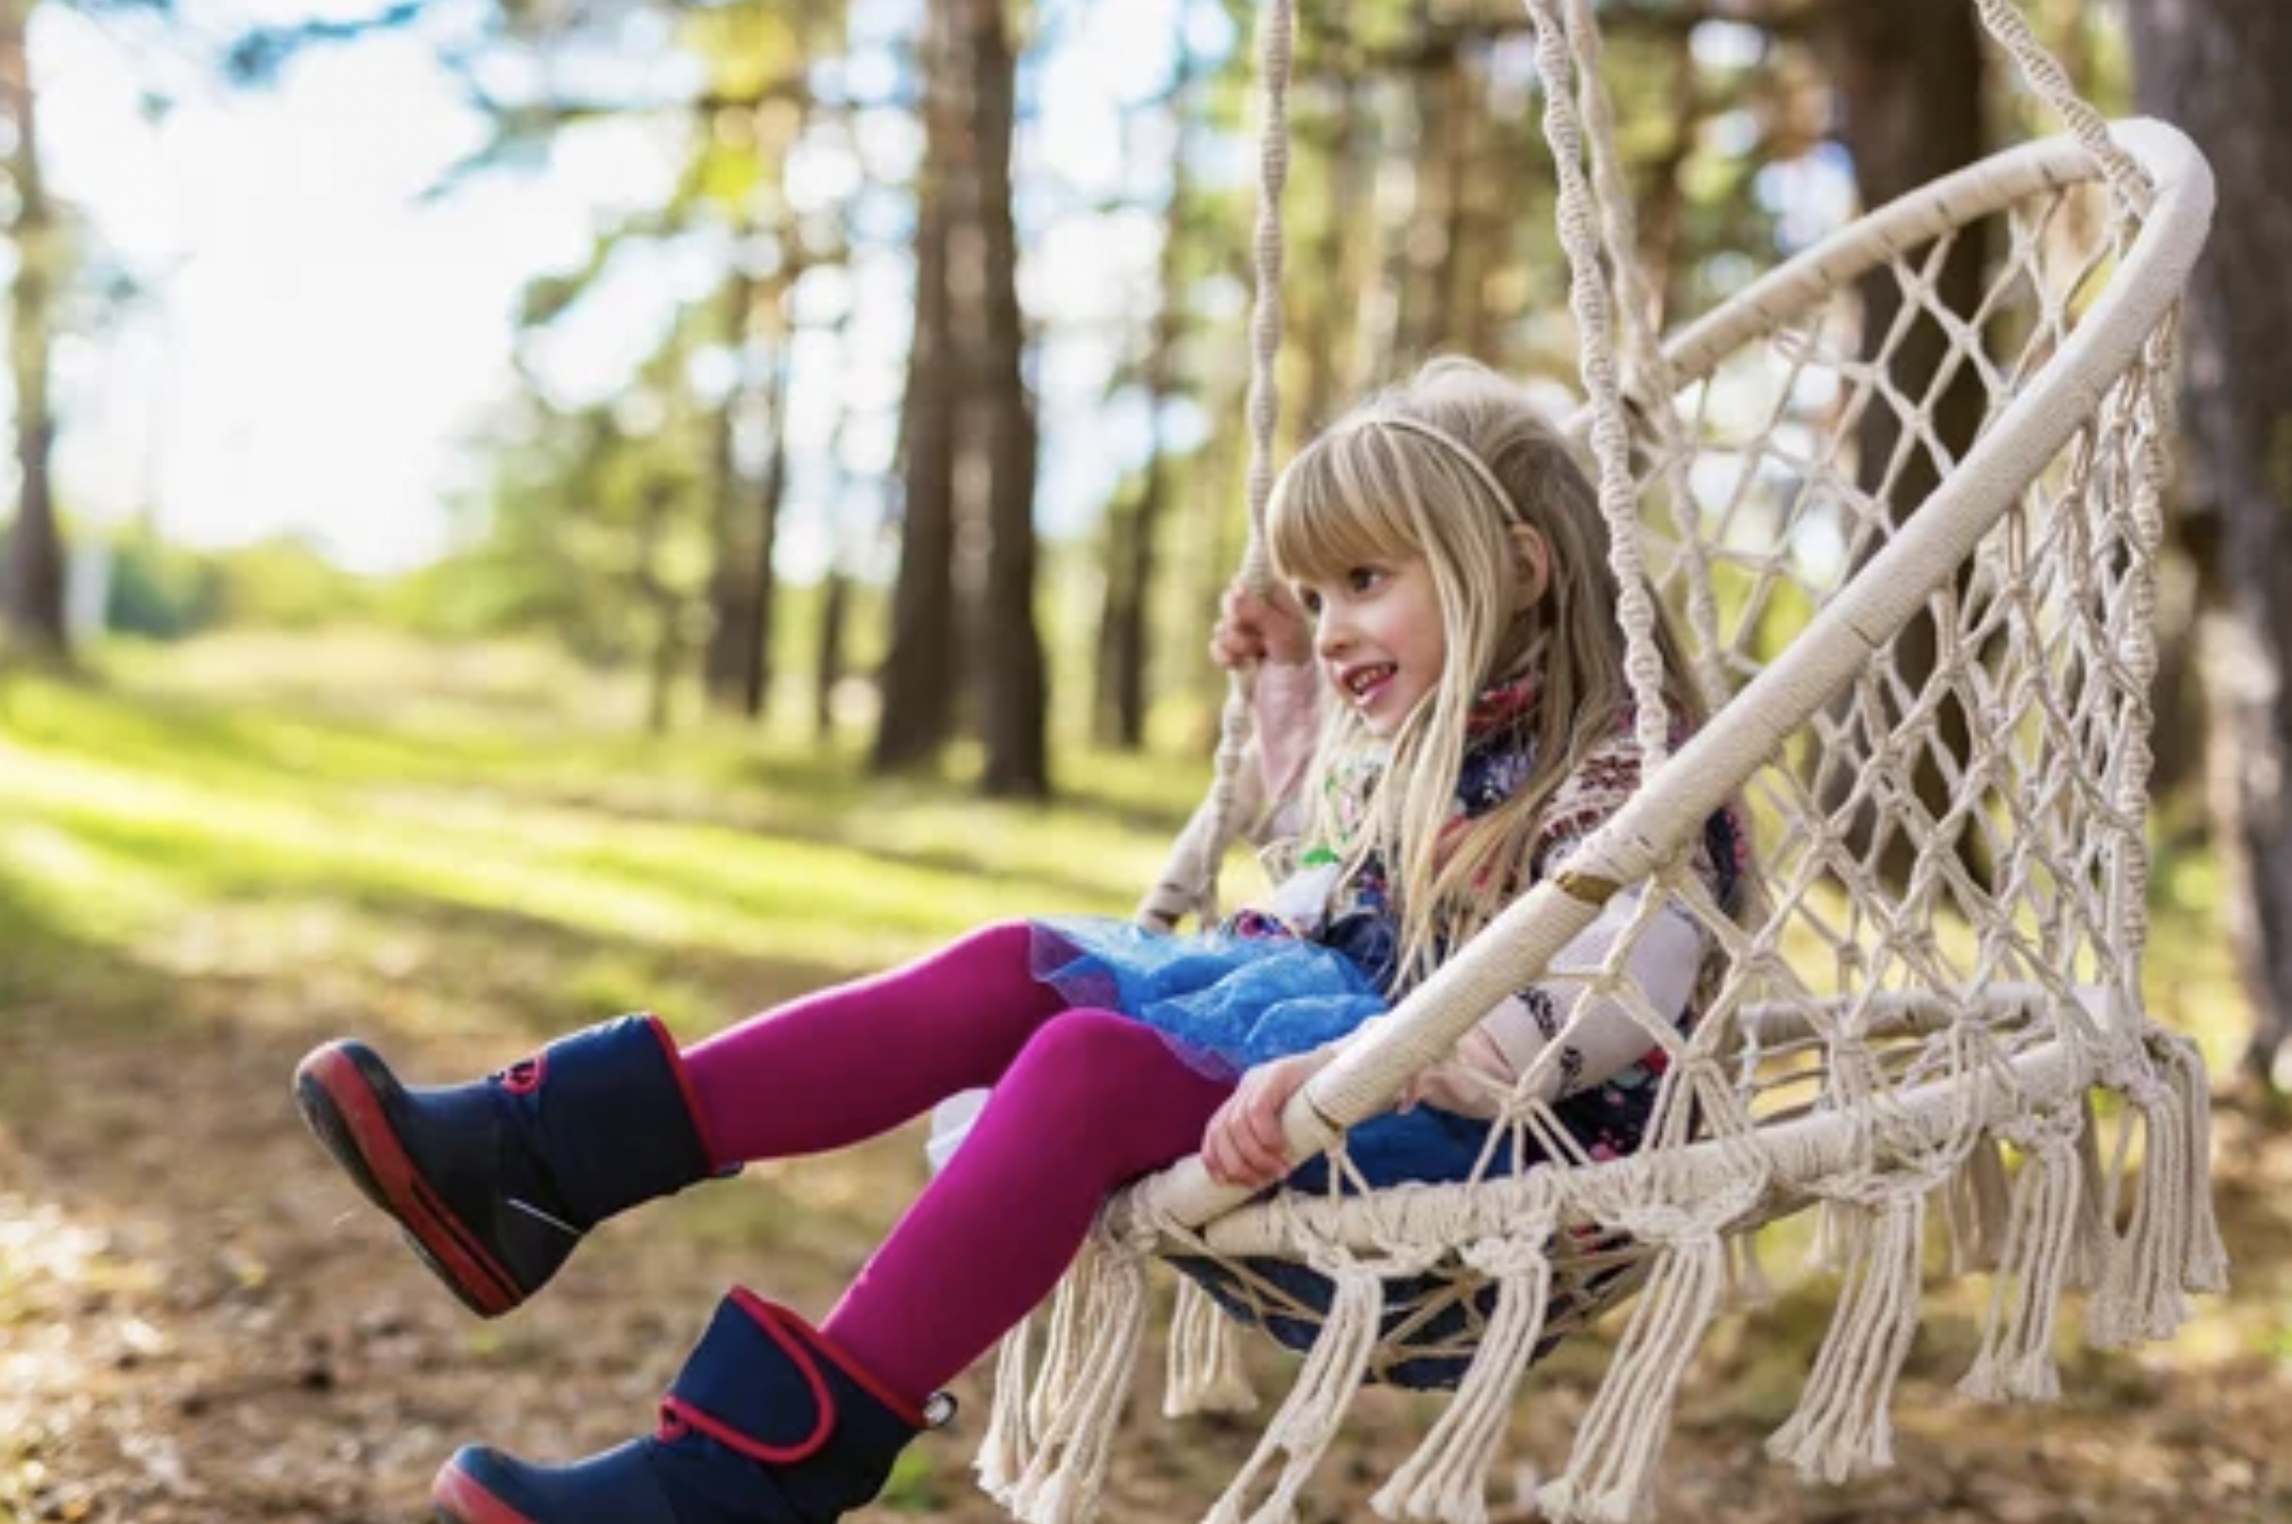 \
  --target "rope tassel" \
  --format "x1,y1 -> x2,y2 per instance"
2091,1035 -> 2230,1347
1207,1258 -> 1390,1524
2164,1034 -> 2231,1295
993,1240 -> 1152,1524
1766,1191 -> 1926,1484
2069,1094 -> 2113,1292
1538,1229 -> 1728,1524
1942,1131 -> 2012,1277
1165,1277 -> 1261,1418
1725,1226 -> 1774,1311
975,1315 -> 1035,1498
1957,1109 -> 2084,1404
1373,1231 -> 1558,1524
